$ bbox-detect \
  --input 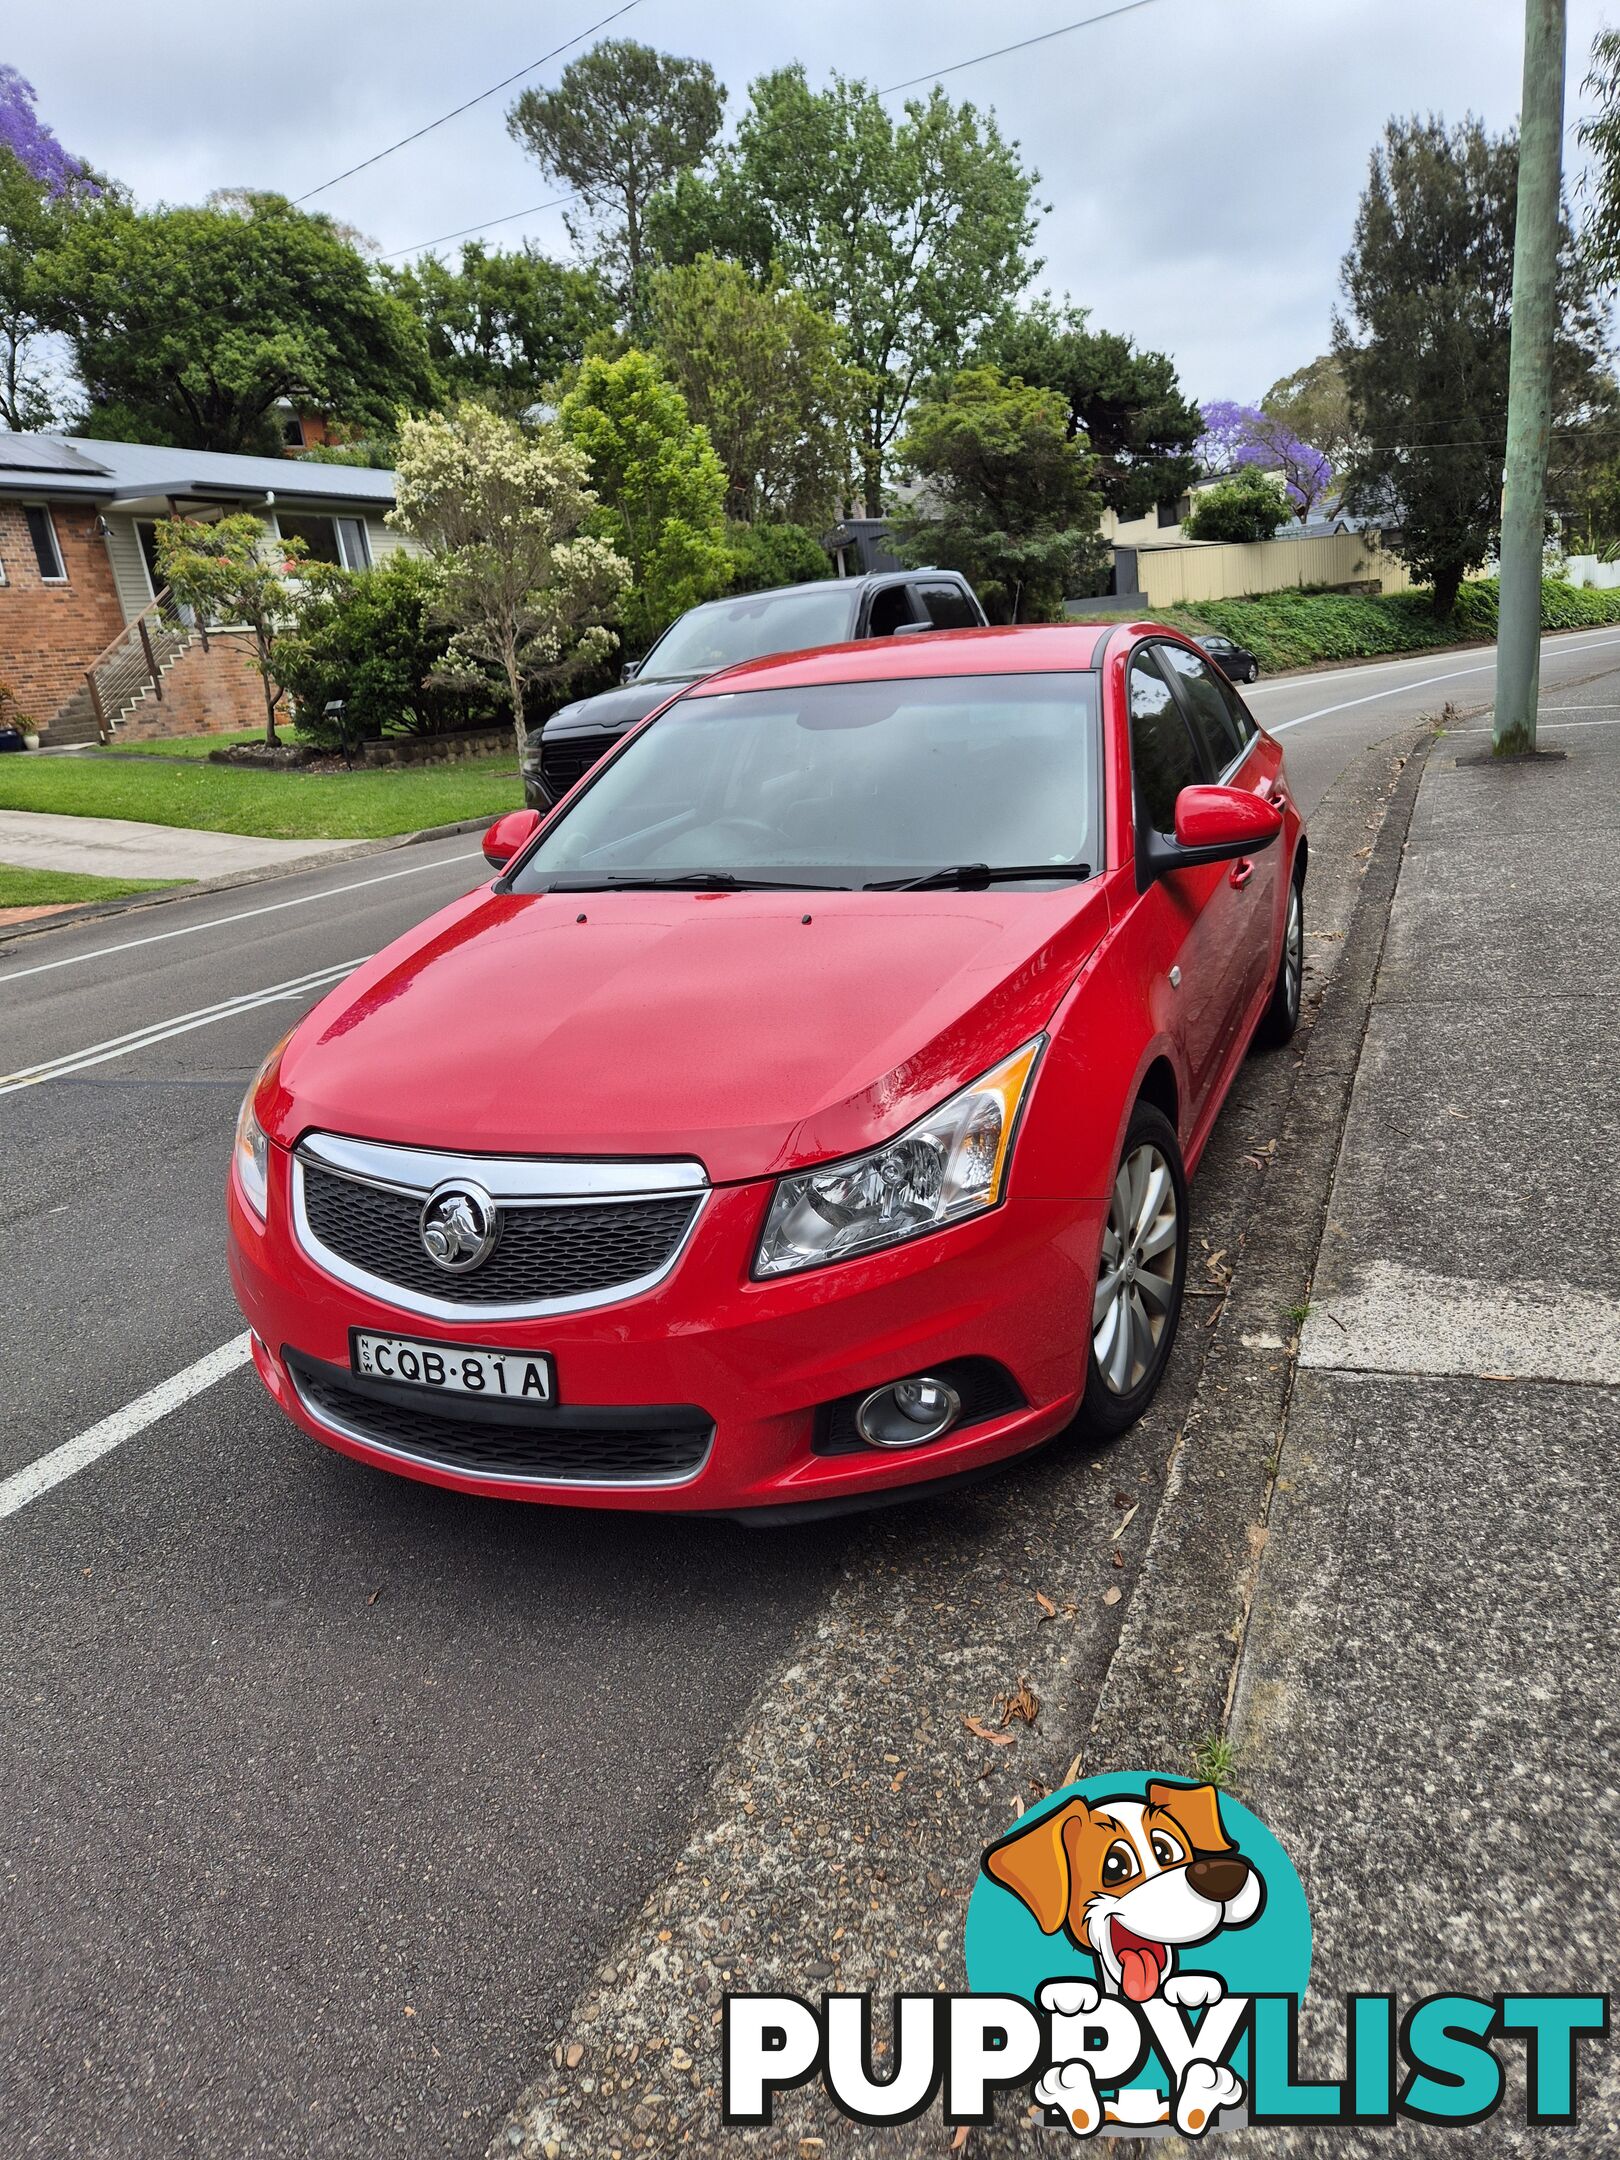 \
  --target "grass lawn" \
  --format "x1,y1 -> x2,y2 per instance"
0,862 -> 185,908
101,730 -> 264,758
0,750 -> 522,841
